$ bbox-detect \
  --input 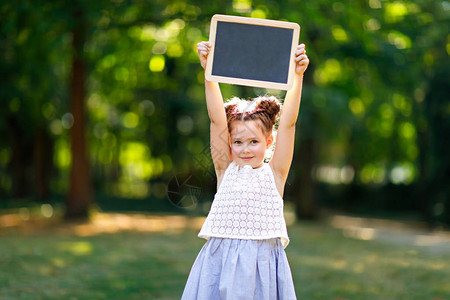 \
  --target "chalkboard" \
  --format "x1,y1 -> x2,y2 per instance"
205,15 -> 300,90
